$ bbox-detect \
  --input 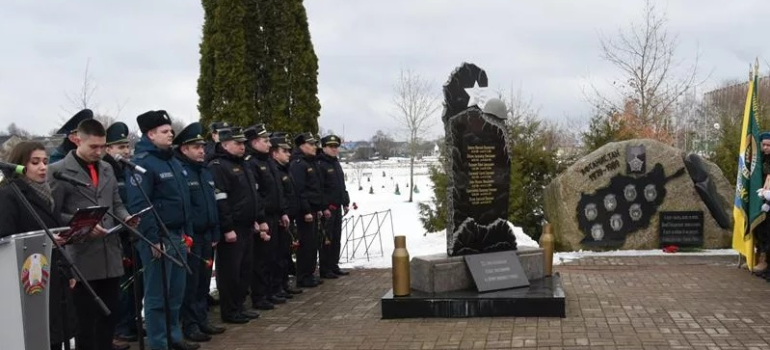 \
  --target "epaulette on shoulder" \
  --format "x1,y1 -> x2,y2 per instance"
210,159 -> 221,165
134,152 -> 149,159
245,155 -> 251,161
